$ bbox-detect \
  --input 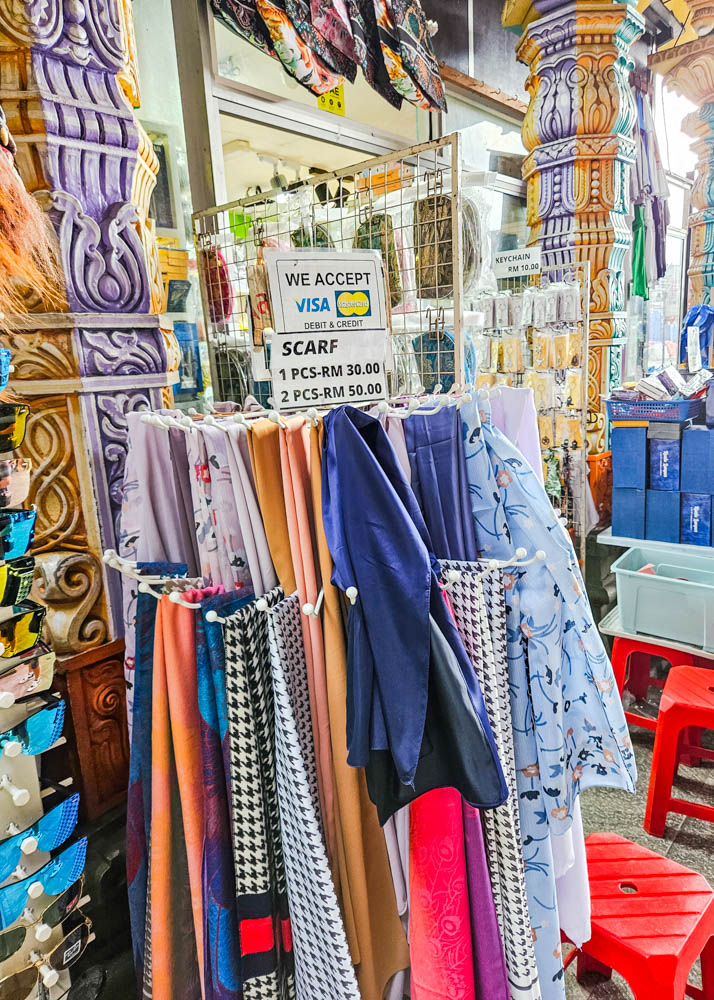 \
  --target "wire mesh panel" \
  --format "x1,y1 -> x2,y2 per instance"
472,262 -> 591,564
193,135 -> 469,404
